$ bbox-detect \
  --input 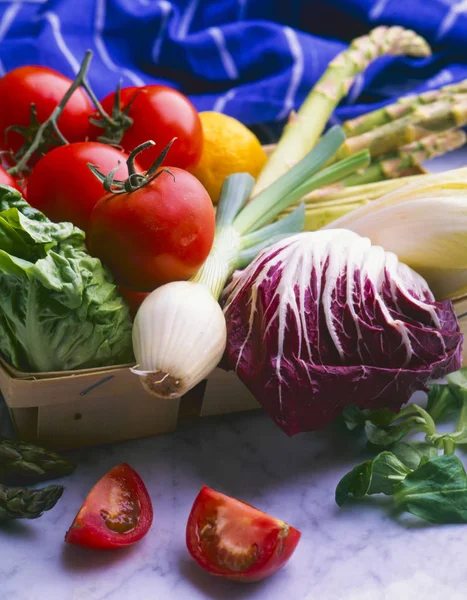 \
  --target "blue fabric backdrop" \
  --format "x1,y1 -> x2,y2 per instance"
0,1 -> 466,140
